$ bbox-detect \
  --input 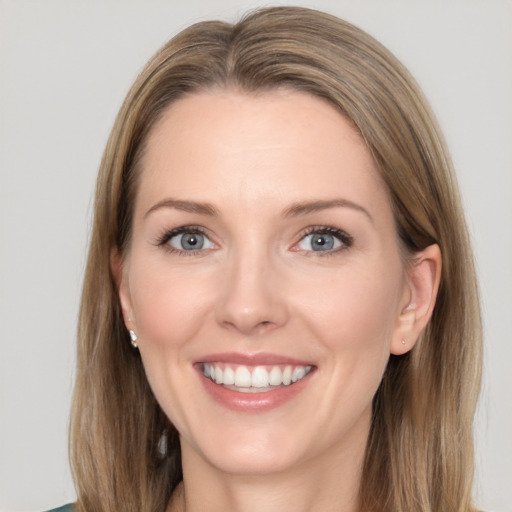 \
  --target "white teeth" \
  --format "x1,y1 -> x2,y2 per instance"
202,363 -> 312,389
268,366 -> 282,386
291,366 -> 306,383
204,363 -> 213,379
234,366 -> 252,387
282,366 -> 292,386
223,366 -> 235,385
251,366 -> 269,388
